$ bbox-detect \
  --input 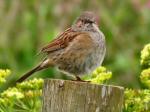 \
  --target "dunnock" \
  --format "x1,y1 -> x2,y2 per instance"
17,11 -> 106,82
